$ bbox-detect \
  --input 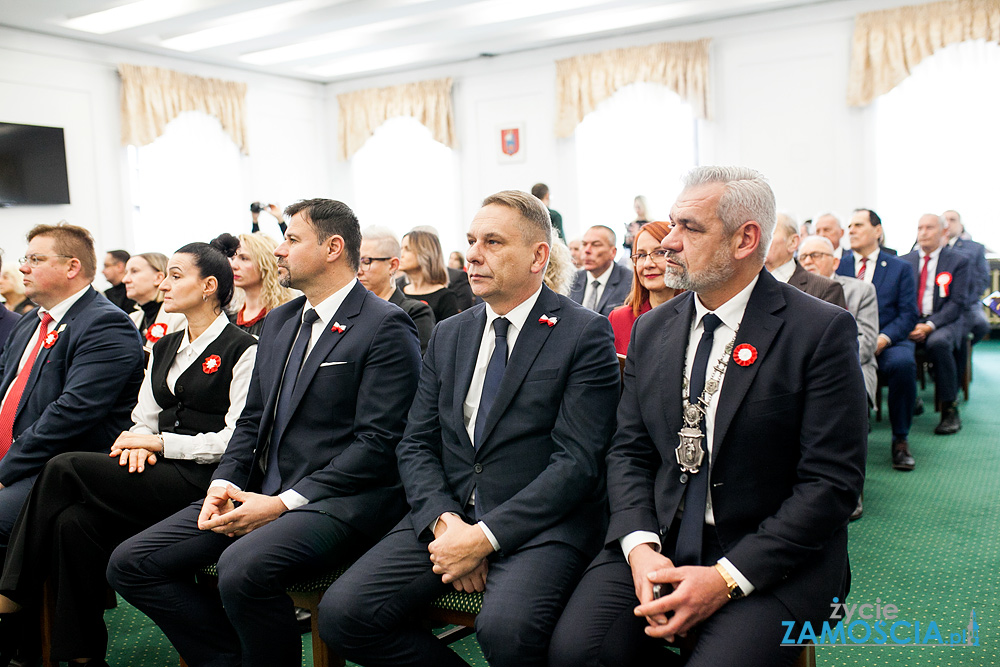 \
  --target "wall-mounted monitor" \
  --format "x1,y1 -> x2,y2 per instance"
0,122 -> 71,207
